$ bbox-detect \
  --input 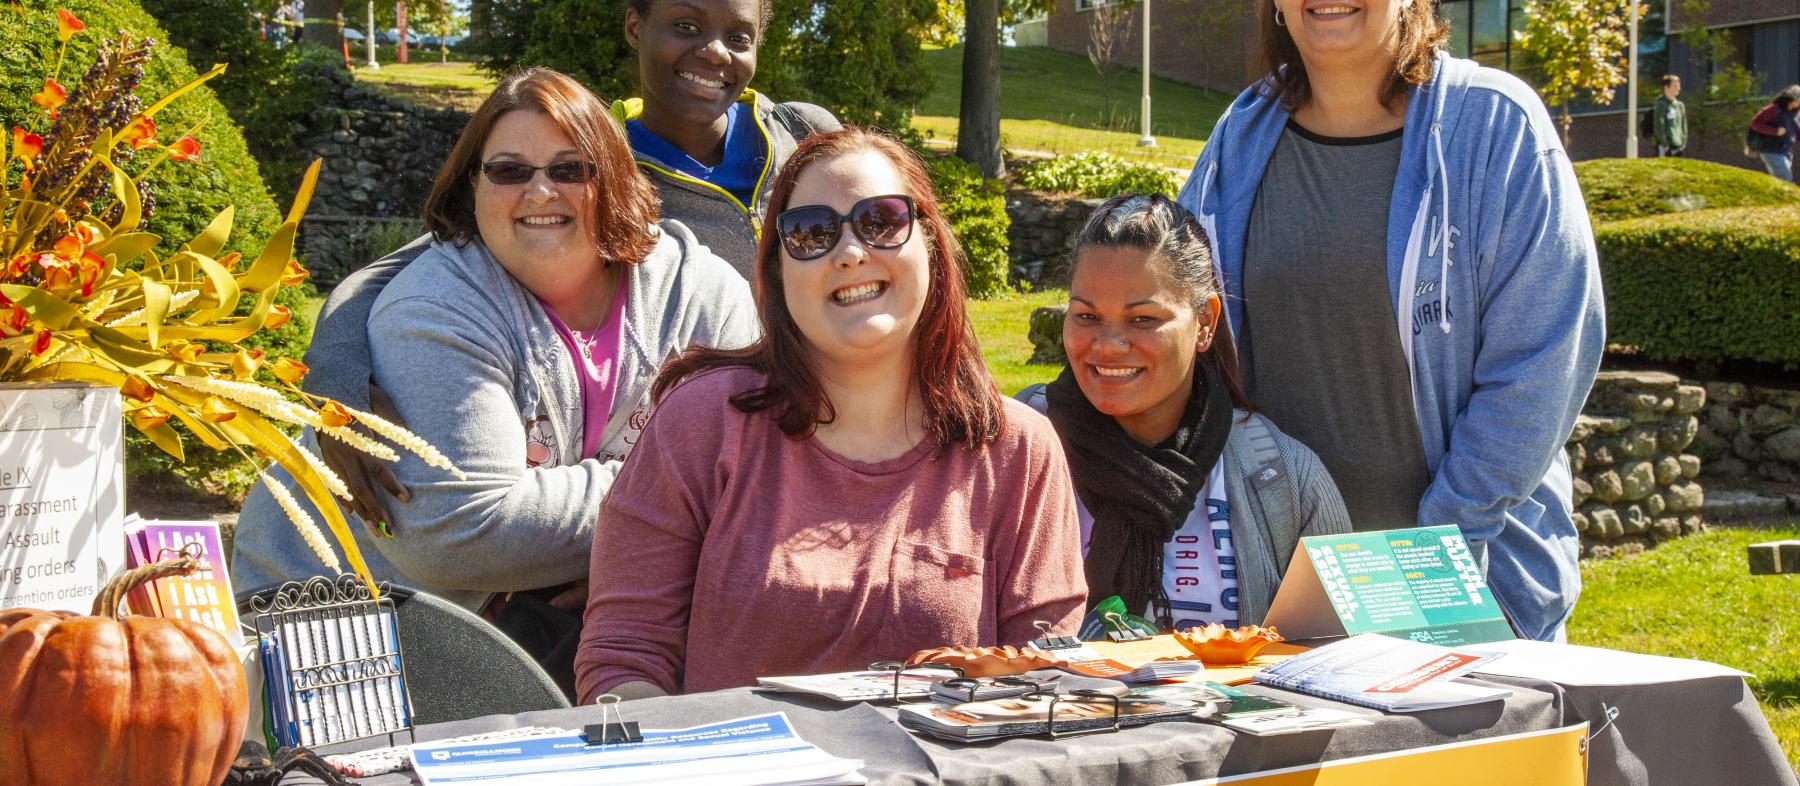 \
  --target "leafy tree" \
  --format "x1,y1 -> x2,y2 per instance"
1514,0 -> 1638,146
1085,0 -> 1133,128
1671,0 -> 1761,158
951,0 -> 1051,179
